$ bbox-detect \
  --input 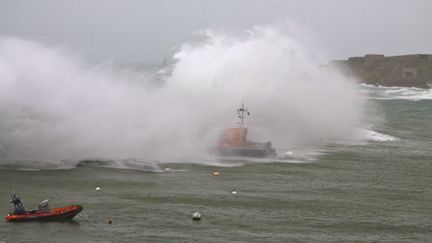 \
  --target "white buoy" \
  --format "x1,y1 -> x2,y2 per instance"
164,167 -> 170,171
231,189 -> 238,195
192,211 -> 201,220
96,187 -> 101,191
